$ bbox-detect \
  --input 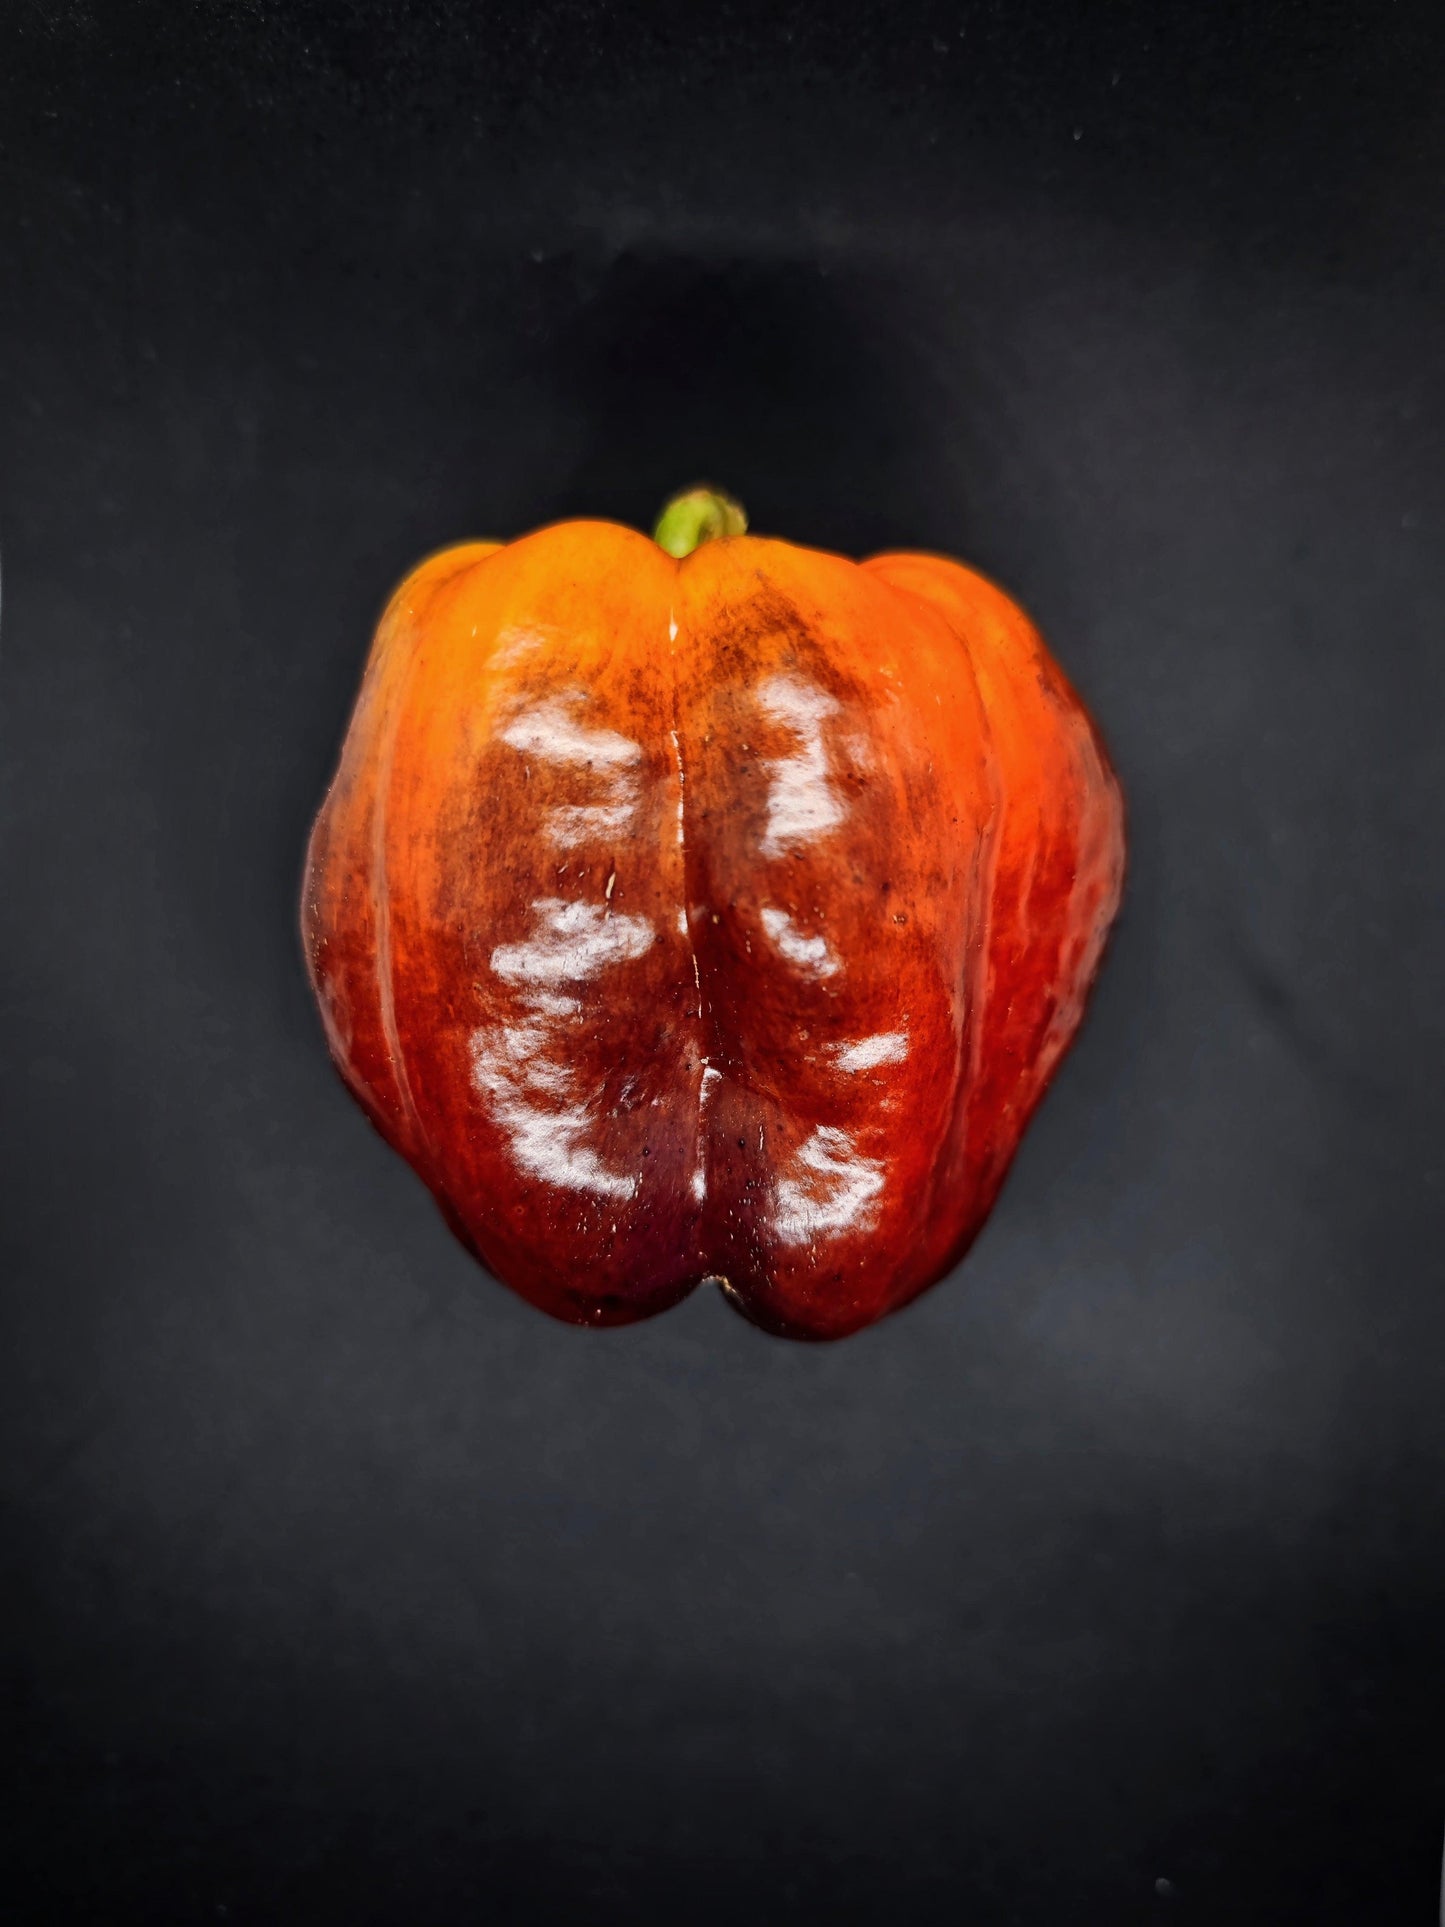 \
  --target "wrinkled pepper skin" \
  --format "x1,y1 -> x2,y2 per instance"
302,519 -> 1125,1339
